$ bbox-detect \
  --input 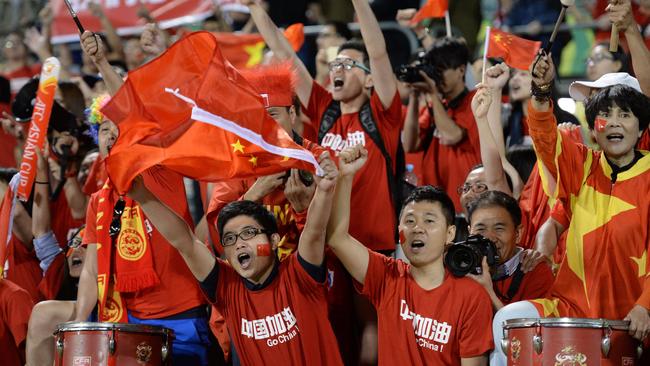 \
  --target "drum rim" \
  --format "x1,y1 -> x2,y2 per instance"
54,321 -> 174,335
503,317 -> 630,330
